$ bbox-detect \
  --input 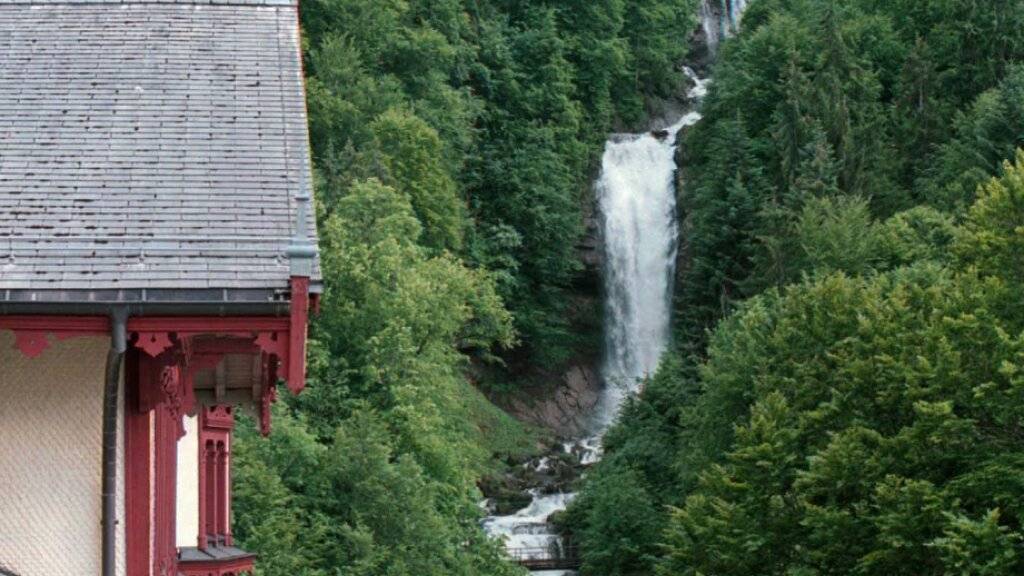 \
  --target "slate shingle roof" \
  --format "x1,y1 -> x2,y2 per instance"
0,0 -> 318,291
